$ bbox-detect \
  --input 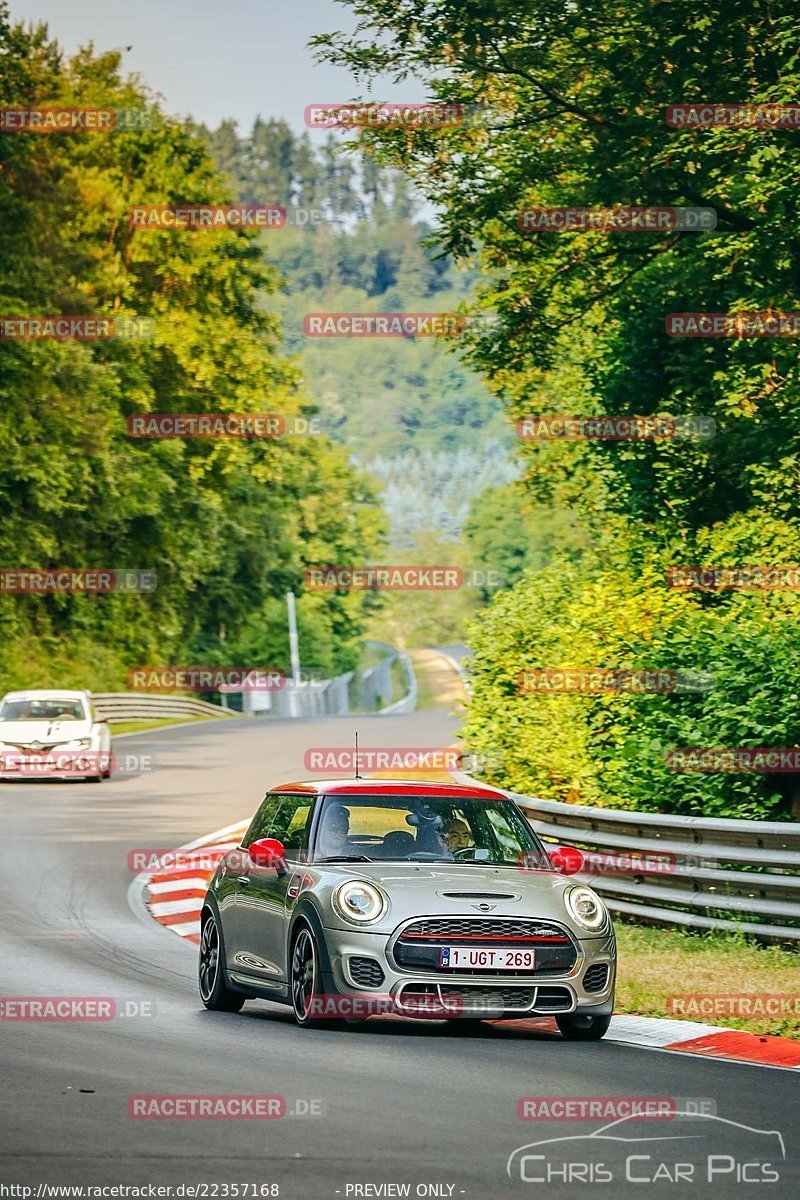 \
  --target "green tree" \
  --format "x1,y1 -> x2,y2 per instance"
0,8 -> 383,692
